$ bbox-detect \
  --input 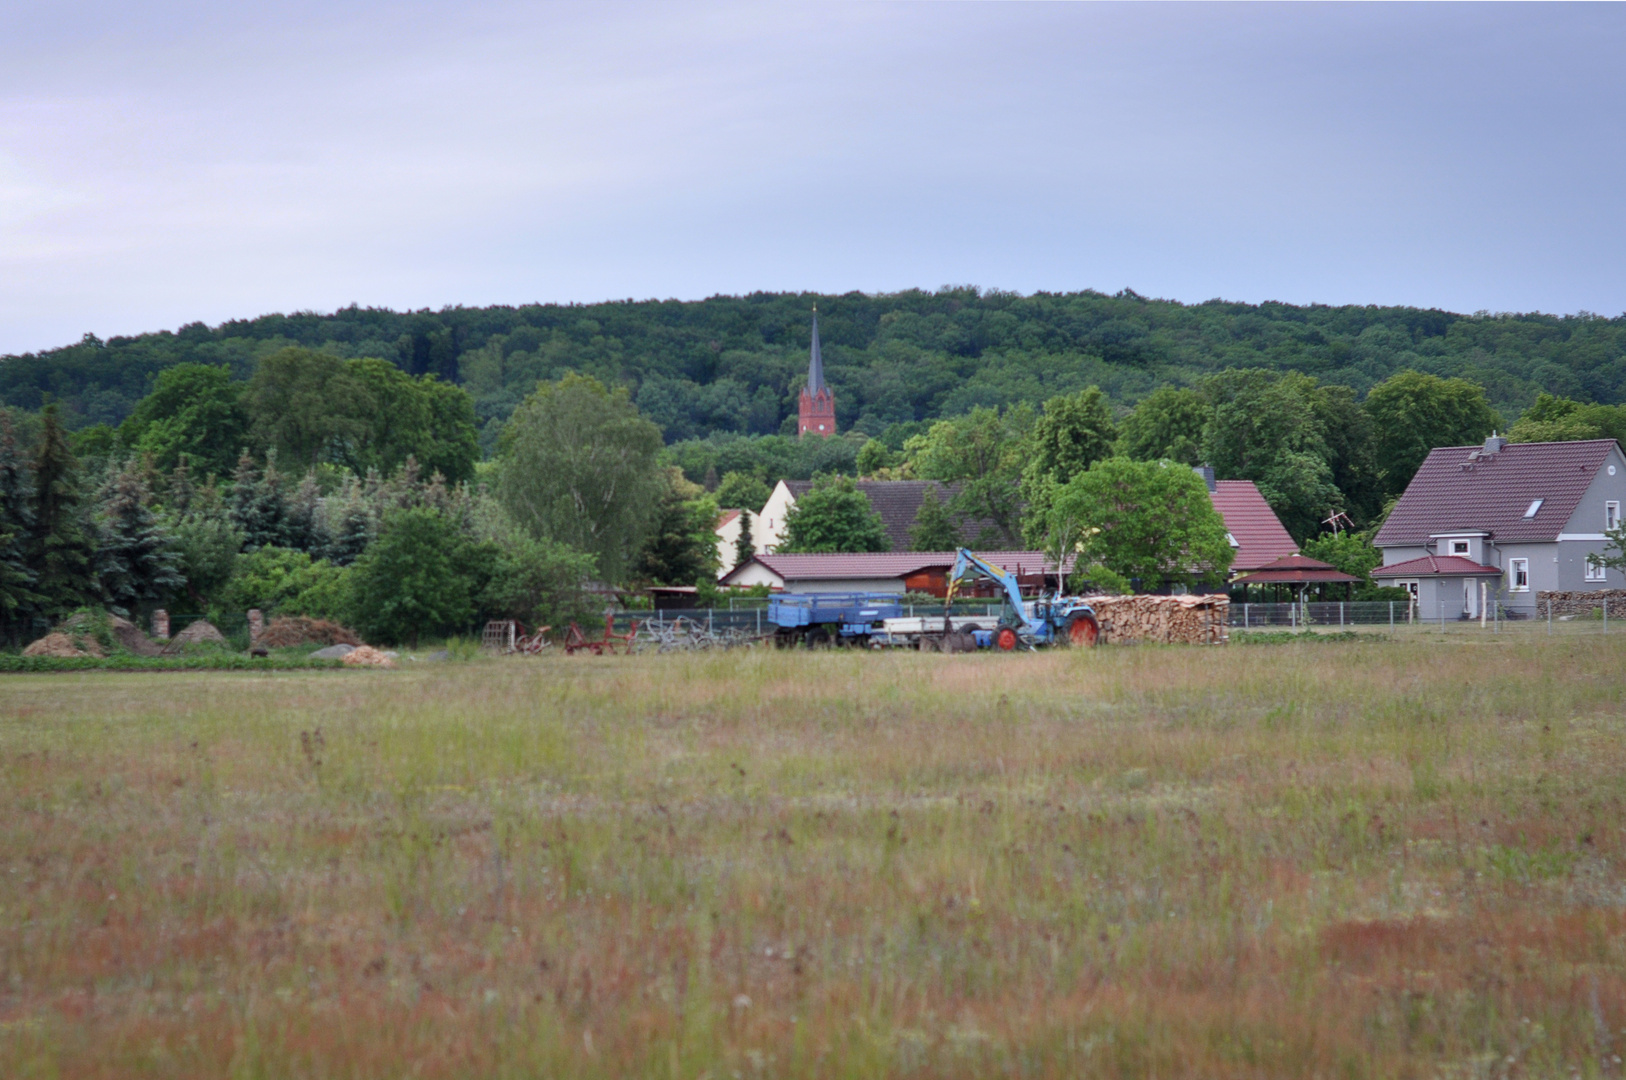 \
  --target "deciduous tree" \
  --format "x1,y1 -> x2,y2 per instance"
780,475 -> 889,553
